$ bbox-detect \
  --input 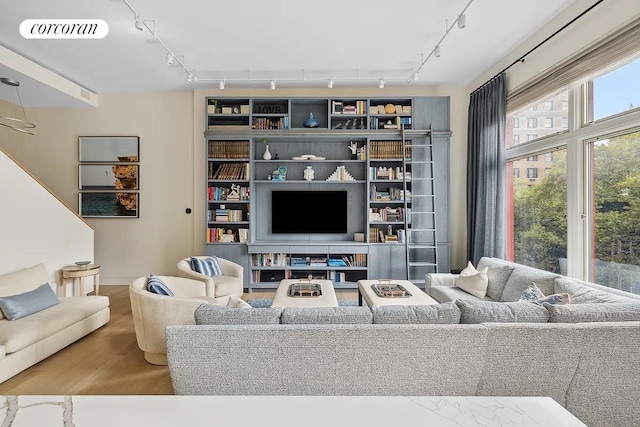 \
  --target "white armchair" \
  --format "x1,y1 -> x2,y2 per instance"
129,275 -> 227,365
176,256 -> 243,298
